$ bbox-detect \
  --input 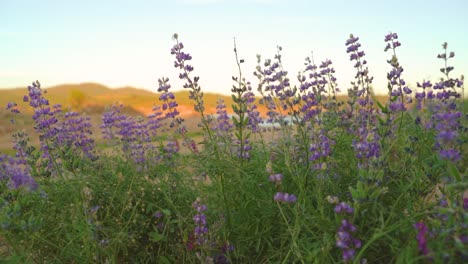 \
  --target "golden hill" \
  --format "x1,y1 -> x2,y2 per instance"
0,83 -> 240,117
